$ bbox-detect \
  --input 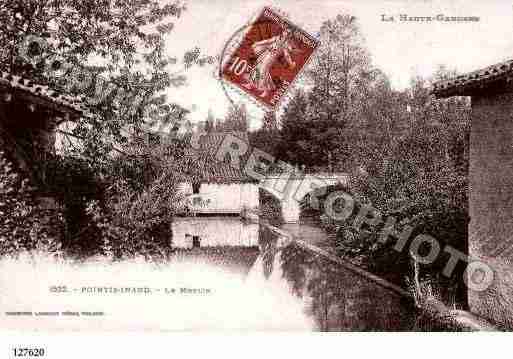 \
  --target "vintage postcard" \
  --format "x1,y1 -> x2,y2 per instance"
0,0 -> 512,339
